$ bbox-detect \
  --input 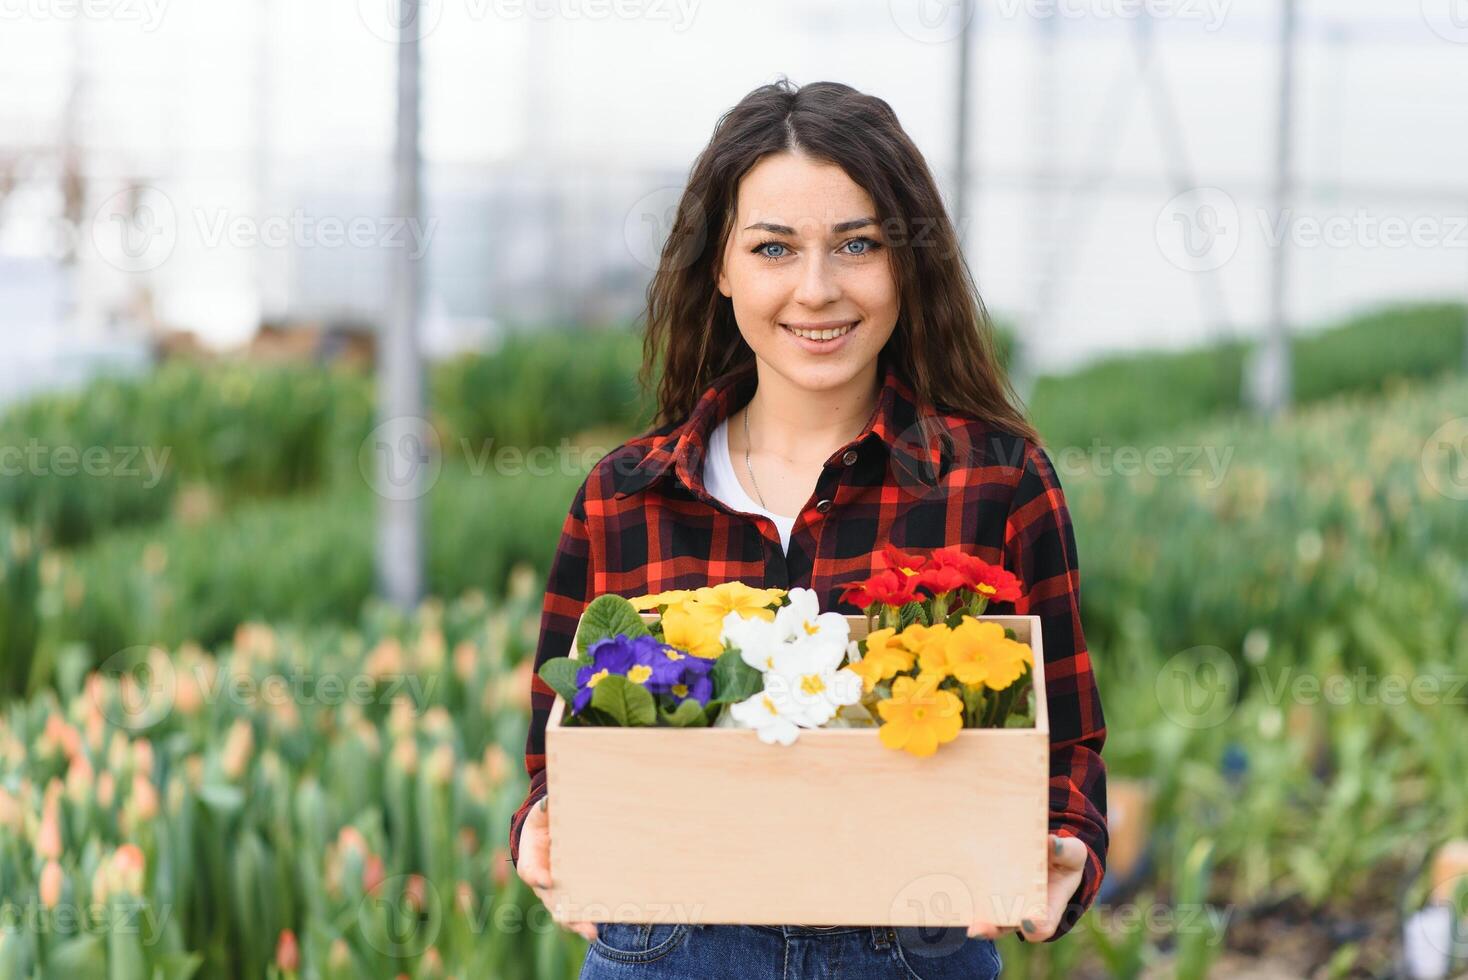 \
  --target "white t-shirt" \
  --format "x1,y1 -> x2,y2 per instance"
703,416 -> 797,553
